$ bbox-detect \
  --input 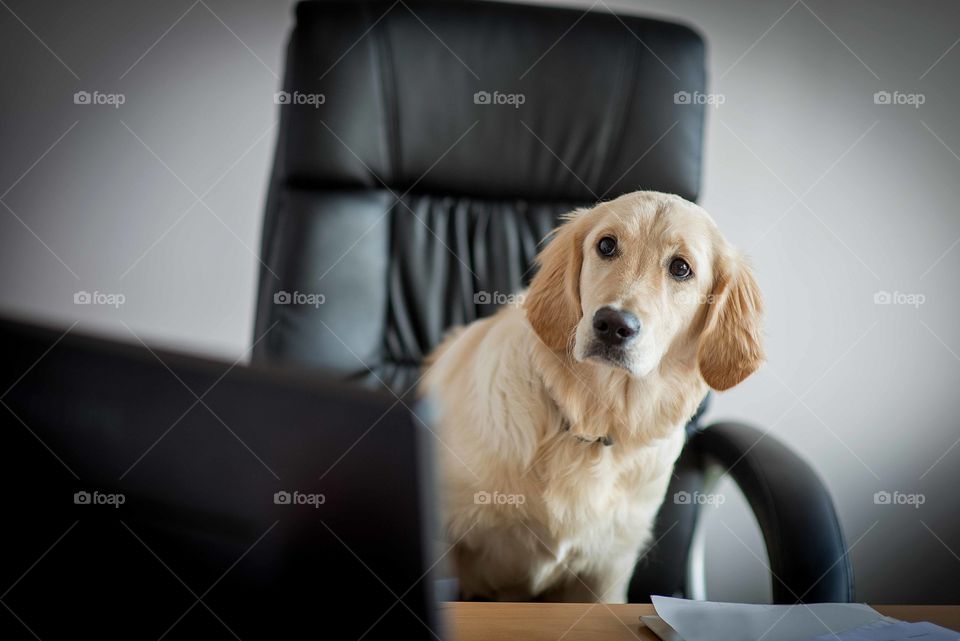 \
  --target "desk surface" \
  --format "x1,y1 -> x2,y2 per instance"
443,602 -> 960,641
